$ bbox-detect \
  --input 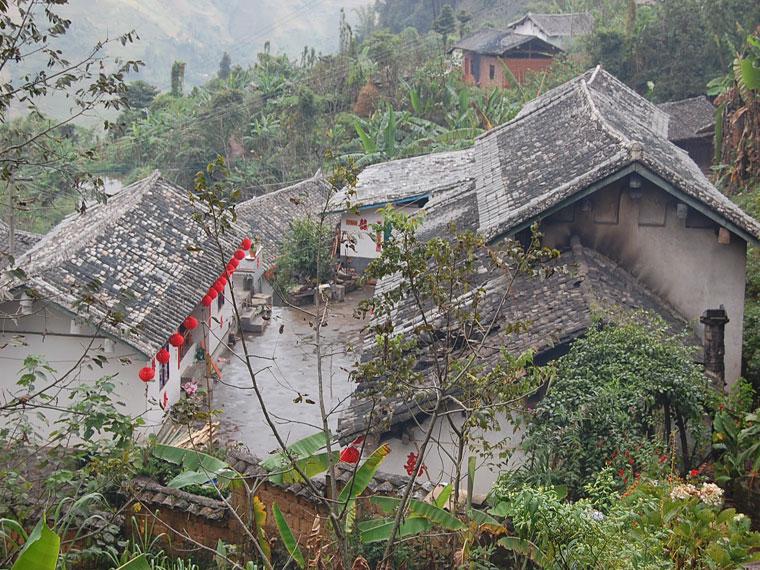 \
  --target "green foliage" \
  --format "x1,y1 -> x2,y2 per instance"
272,504 -> 305,569
432,5 -> 456,50
519,312 -> 712,496
151,444 -> 237,491
11,518 -> 60,570
273,218 -> 335,292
